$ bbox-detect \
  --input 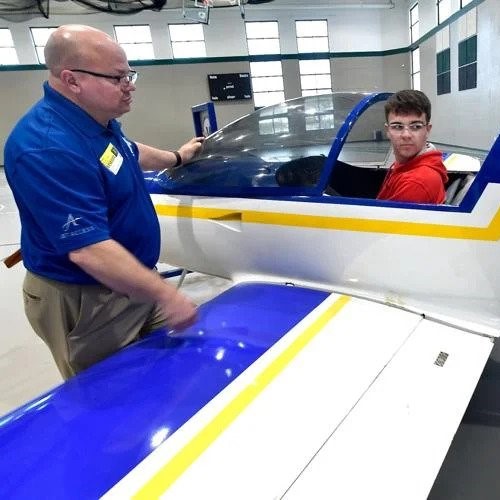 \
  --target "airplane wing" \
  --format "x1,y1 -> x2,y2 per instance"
0,282 -> 492,499
129,90 -> 497,497
106,287 -> 492,500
